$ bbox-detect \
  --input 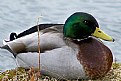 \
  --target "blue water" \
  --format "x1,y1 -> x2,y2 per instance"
0,0 -> 121,71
